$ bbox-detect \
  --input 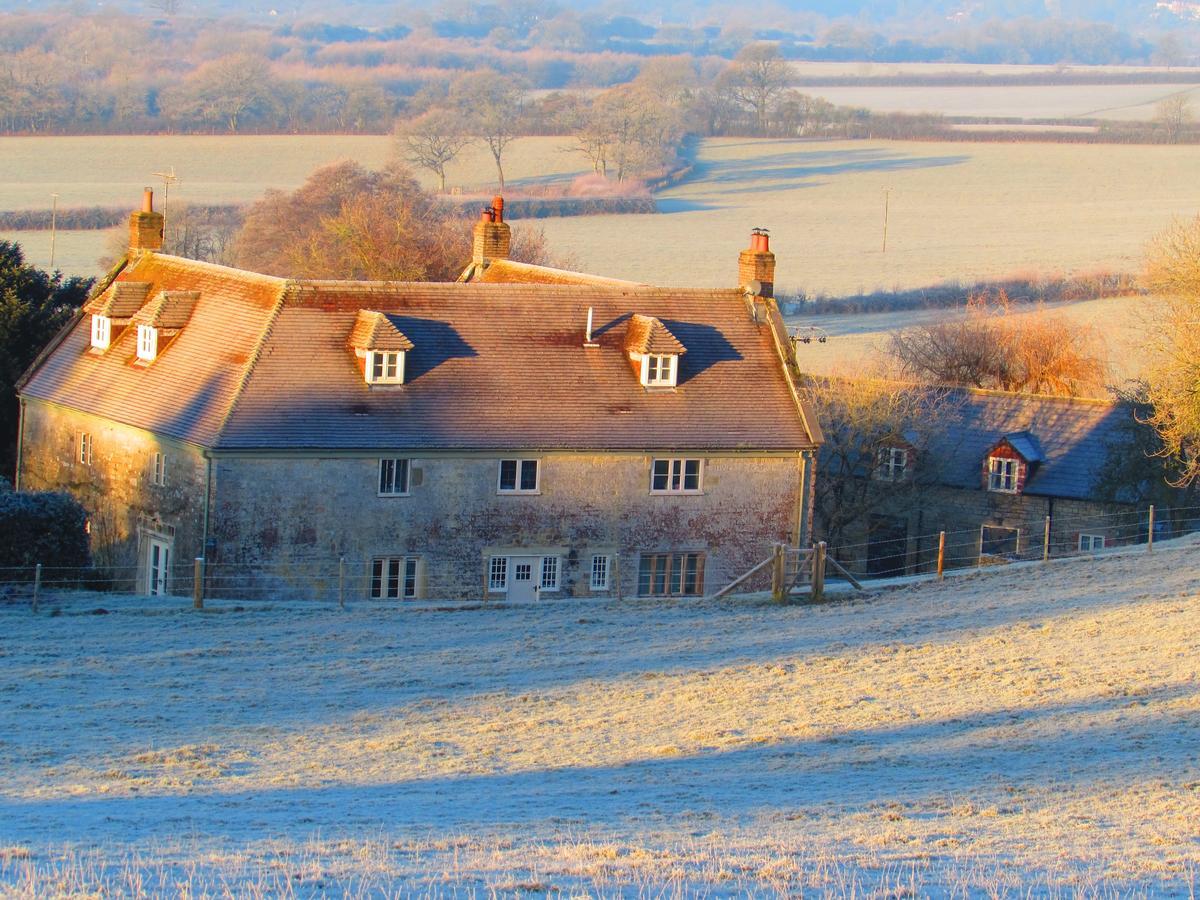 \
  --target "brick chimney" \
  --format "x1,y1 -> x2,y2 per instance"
472,195 -> 511,265
738,228 -> 776,298
129,188 -> 164,253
